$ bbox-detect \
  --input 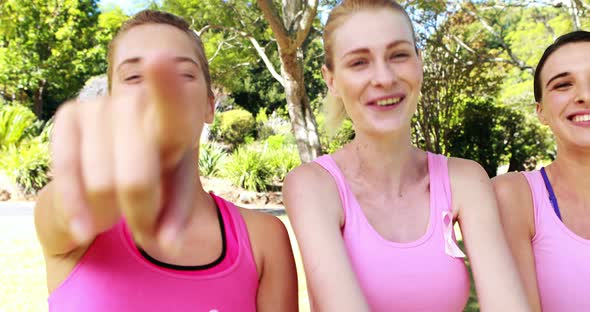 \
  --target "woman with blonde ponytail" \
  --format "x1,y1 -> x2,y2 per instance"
283,1 -> 529,311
